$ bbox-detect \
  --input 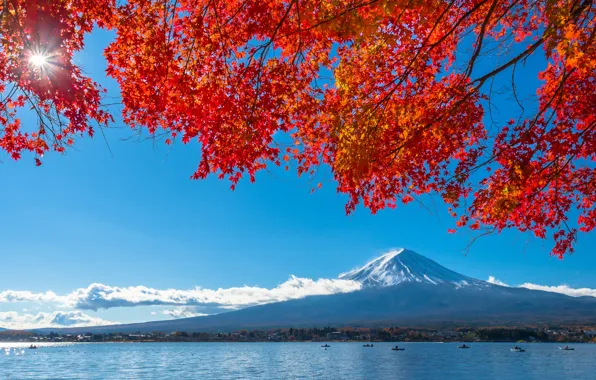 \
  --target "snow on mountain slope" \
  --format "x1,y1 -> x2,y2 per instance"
338,248 -> 486,288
